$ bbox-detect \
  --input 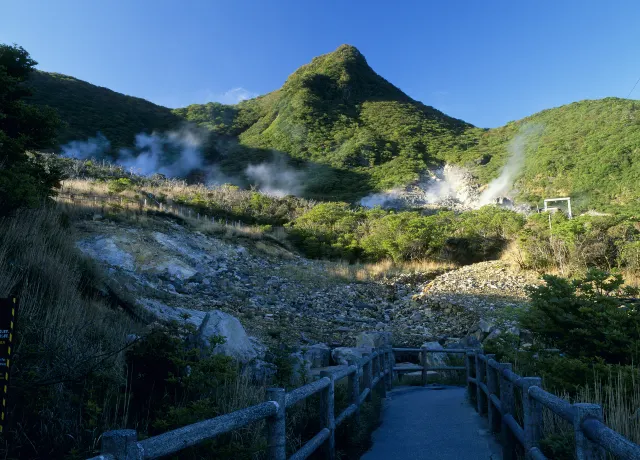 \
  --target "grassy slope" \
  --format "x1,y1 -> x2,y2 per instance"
453,98 -> 640,211
27,71 -> 182,149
